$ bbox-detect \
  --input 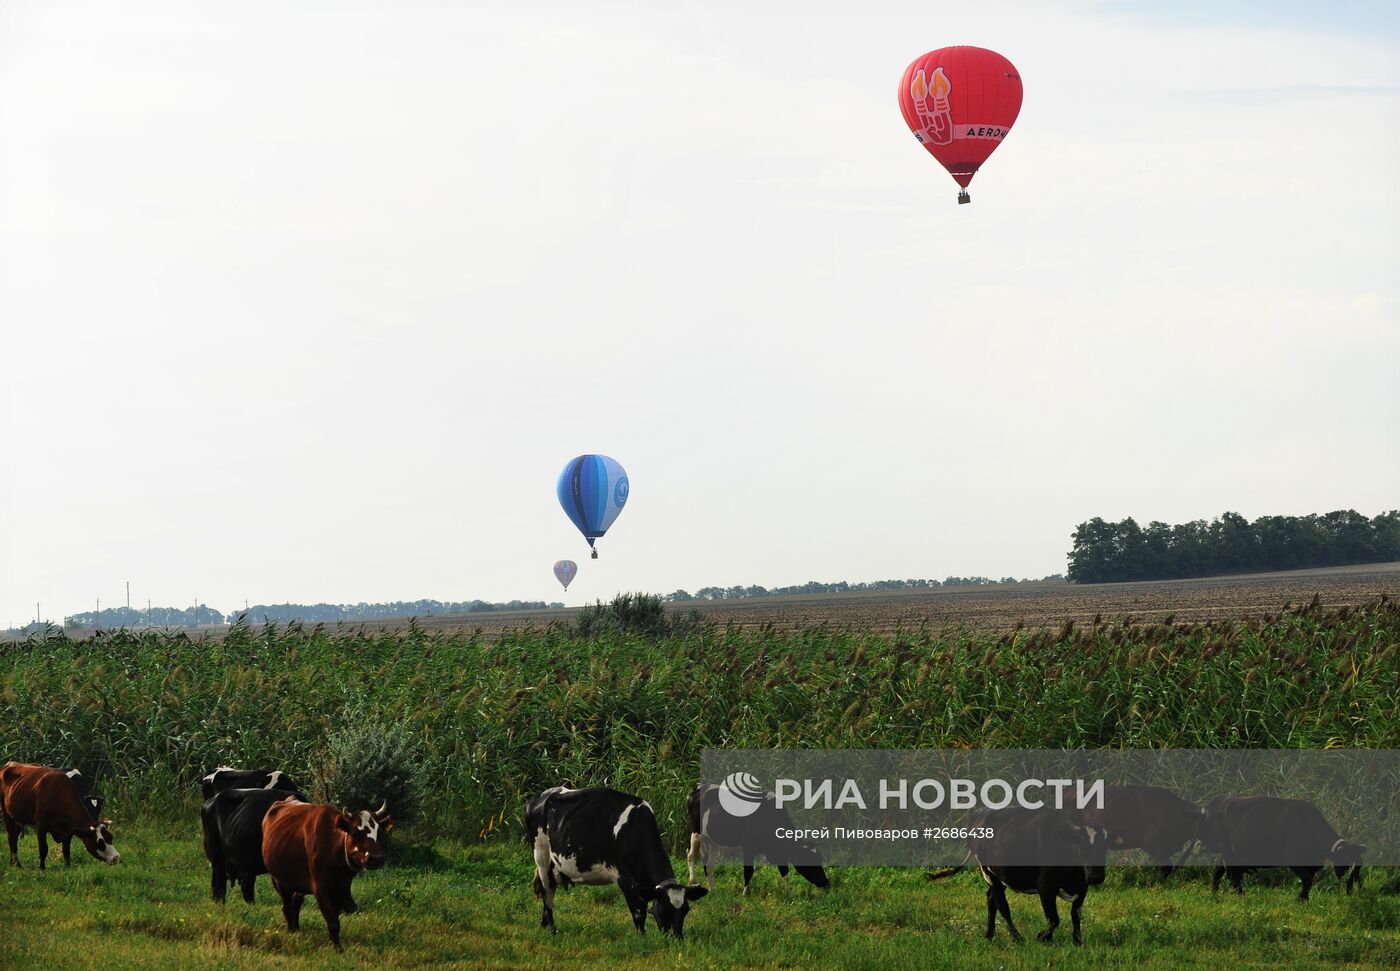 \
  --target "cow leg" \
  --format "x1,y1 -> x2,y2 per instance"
778,865 -> 790,879
1294,866 -> 1317,902
985,884 -> 998,939
687,833 -> 699,883
1035,882 -> 1060,943
59,837 -> 72,866
531,832 -> 556,932
1211,865 -> 1225,893
1228,867 -> 1244,895
1069,890 -> 1087,946
1346,865 -> 1362,894
273,879 -> 304,932
742,849 -> 755,896
209,854 -> 227,903
5,813 -> 21,867
240,874 -> 256,904
992,883 -> 1022,943
620,883 -> 647,934
36,829 -> 49,870
315,892 -> 343,951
